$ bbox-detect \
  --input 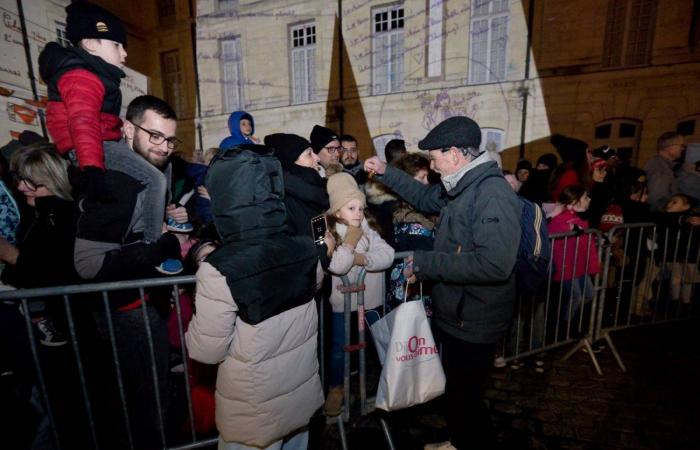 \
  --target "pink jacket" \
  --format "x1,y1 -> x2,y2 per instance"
548,210 -> 600,281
